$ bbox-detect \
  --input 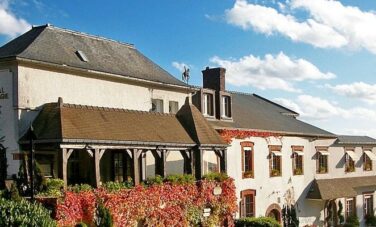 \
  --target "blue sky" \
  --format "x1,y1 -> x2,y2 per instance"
1,0 -> 376,137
